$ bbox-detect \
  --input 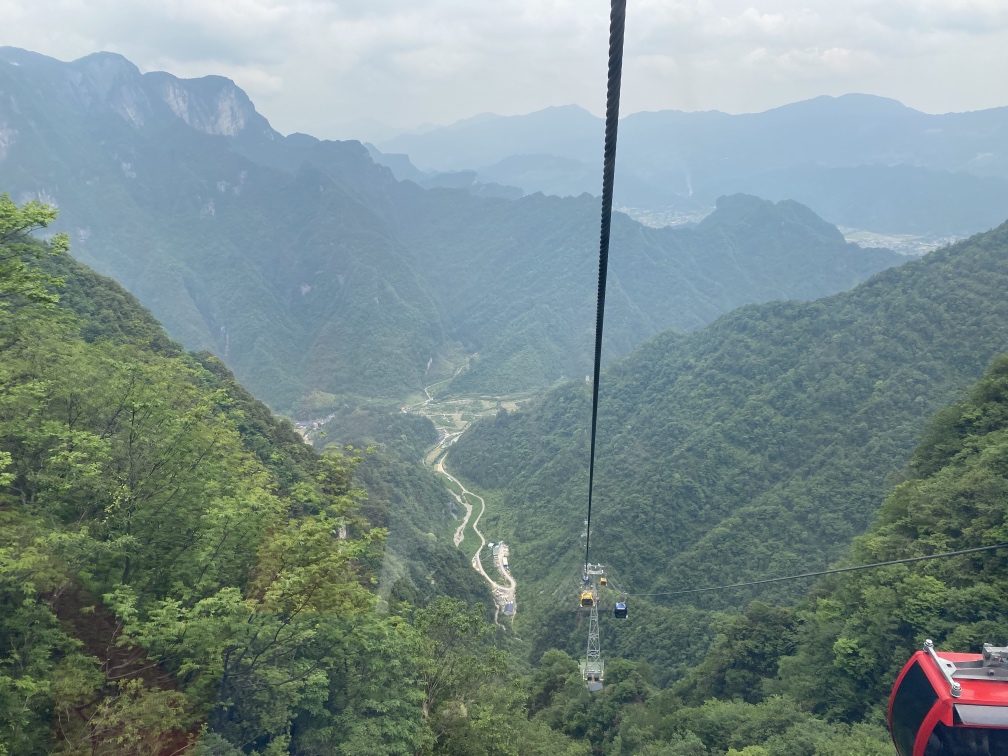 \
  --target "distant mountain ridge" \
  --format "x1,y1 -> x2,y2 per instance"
2,48 -> 904,411
381,104 -> 601,173
377,95 -> 1008,237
